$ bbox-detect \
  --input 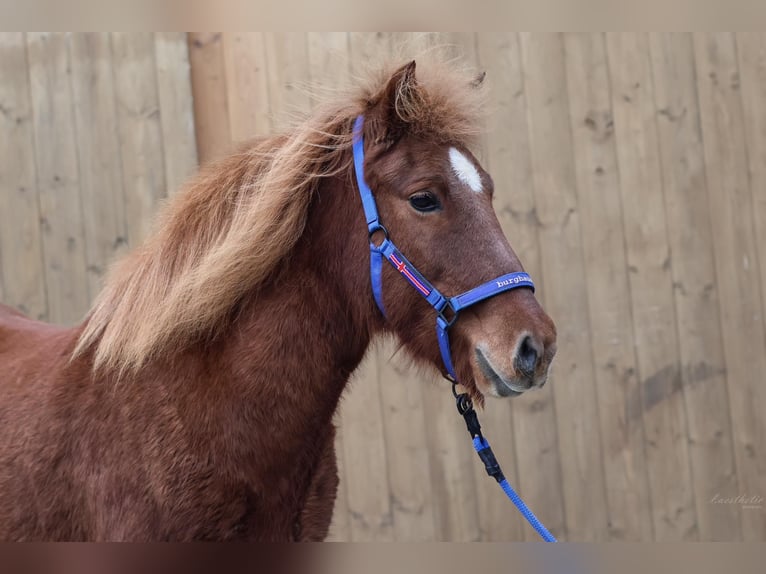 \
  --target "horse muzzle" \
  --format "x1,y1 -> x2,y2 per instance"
474,336 -> 555,398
